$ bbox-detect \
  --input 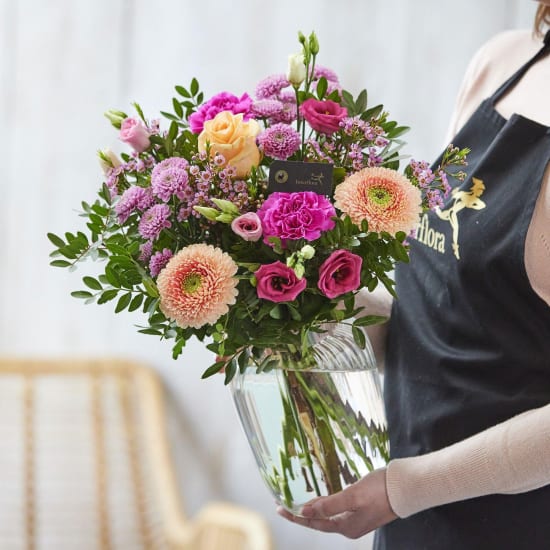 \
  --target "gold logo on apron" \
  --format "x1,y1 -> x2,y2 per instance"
435,177 -> 486,259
